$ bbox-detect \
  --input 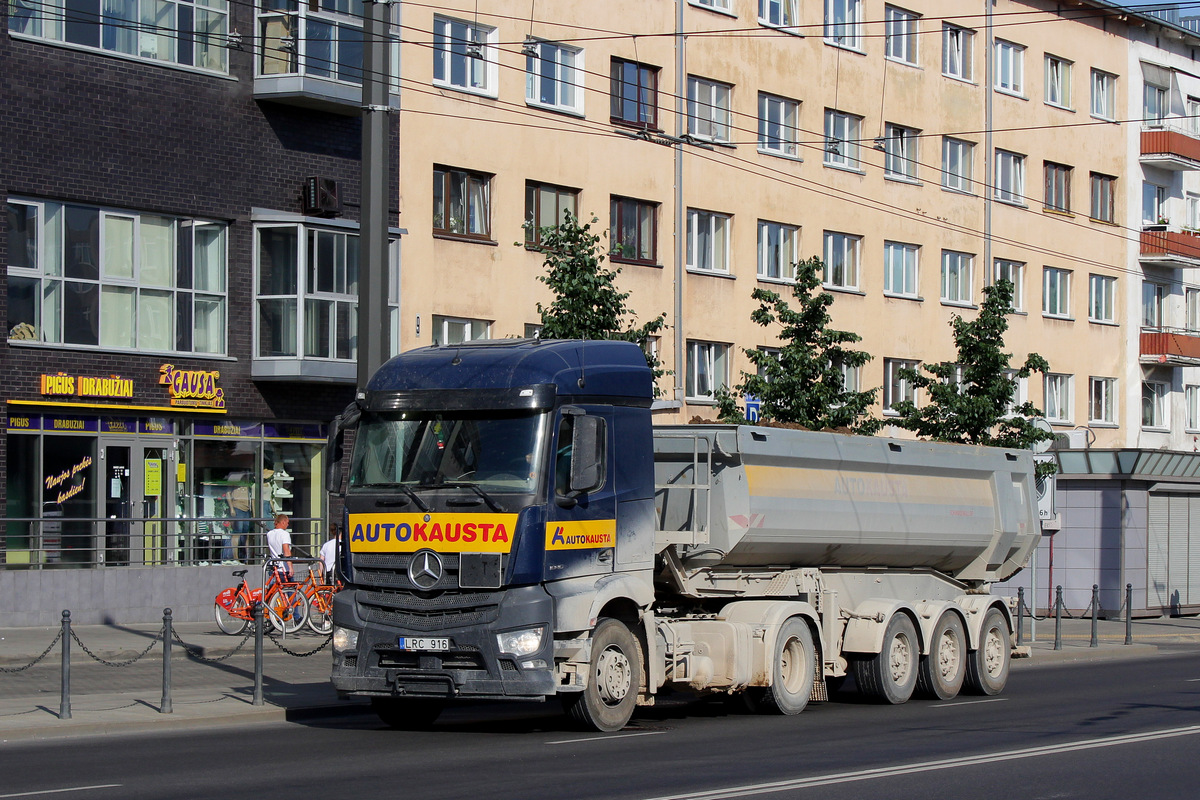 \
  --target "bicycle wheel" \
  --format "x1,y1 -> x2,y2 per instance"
307,588 -> 334,635
214,598 -> 248,636
268,587 -> 308,634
